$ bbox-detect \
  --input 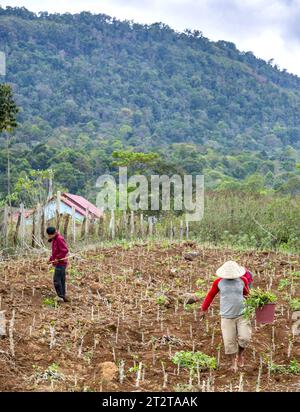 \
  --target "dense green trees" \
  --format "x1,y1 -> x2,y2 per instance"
0,7 -> 300,201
